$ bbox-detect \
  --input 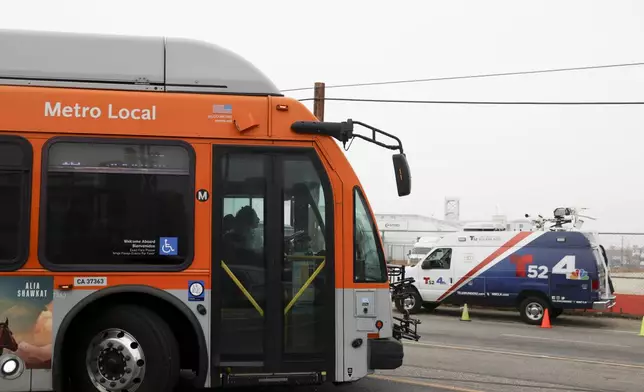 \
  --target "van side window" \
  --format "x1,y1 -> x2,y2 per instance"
422,248 -> 452,270
353,187 -> 387,283
0,136 -> 32,270
40,139 -> 195,268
